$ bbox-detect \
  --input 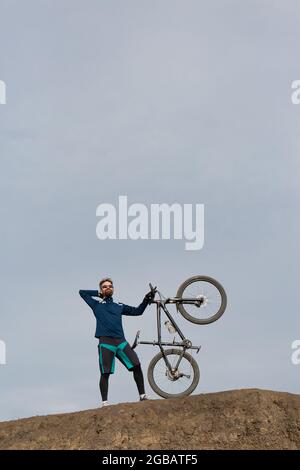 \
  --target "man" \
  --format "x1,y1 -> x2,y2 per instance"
79,278 -> 155,407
